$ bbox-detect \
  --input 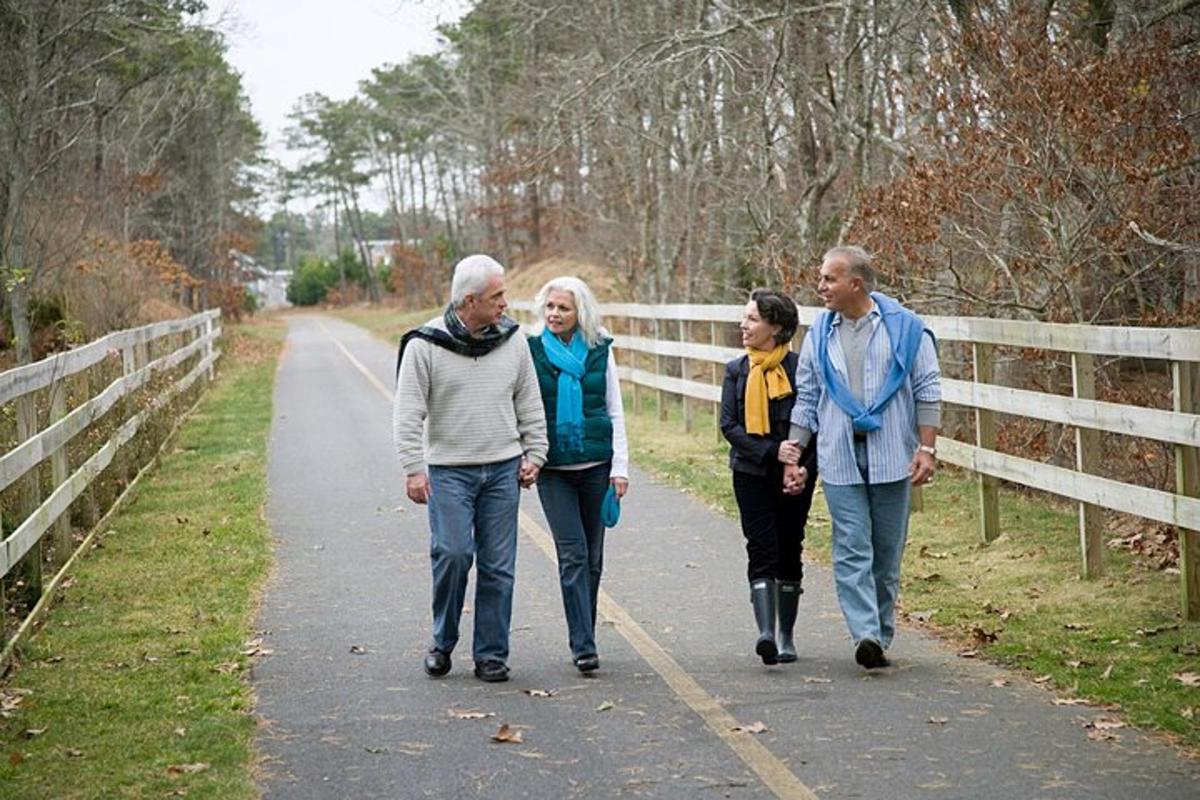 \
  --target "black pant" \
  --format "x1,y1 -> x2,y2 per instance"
732,460 -> 818,583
